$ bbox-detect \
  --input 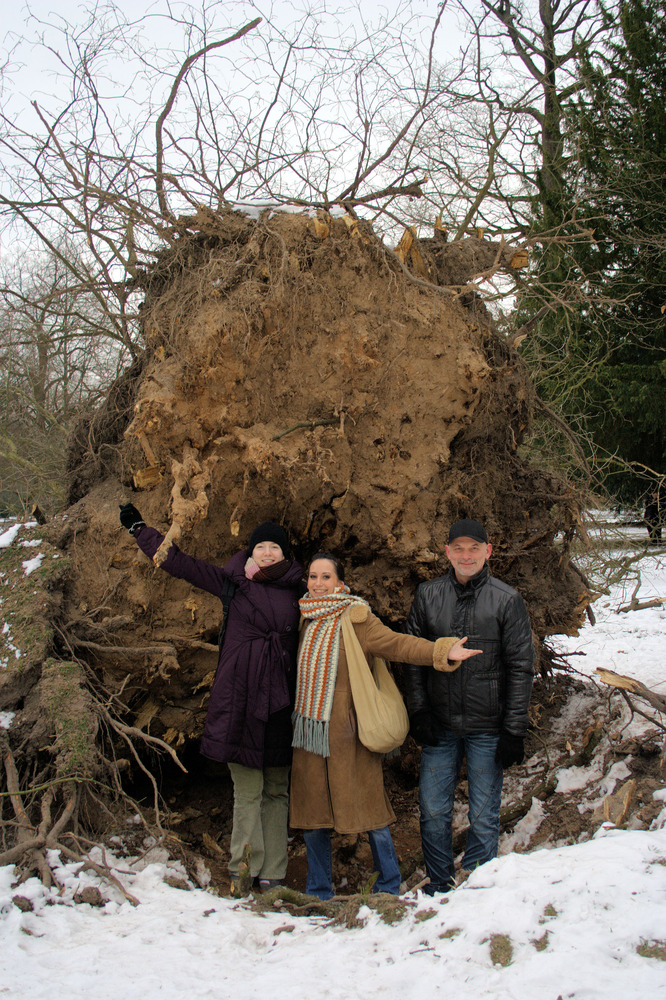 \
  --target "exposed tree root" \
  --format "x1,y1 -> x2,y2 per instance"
1,652 -> 187,888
